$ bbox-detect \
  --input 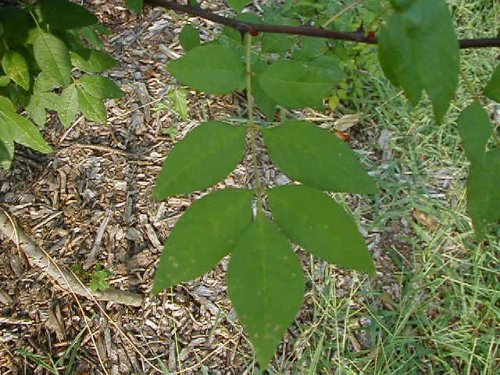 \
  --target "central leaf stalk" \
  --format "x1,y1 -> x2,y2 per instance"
245,34 -> 264,212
